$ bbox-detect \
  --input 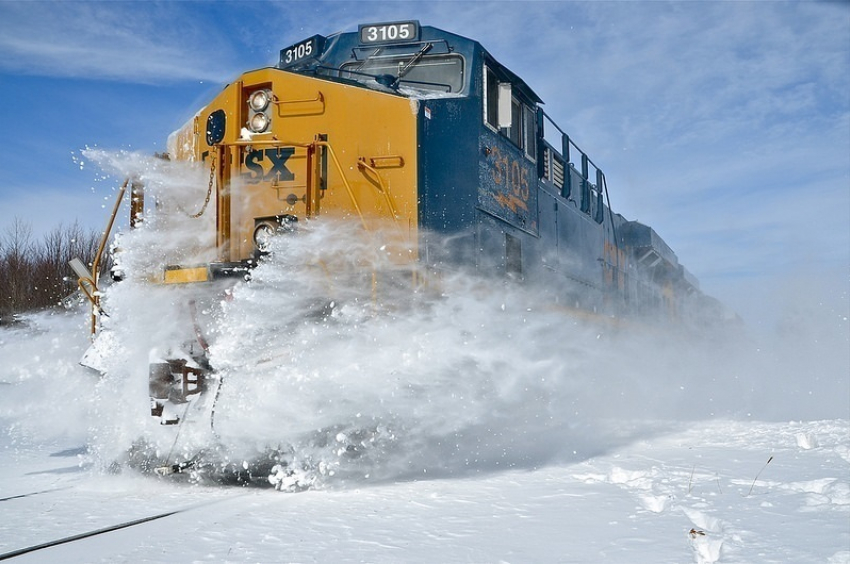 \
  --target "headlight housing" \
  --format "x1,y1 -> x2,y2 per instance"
248,89 -> 271,112
253,214 -> 298,254
246,88 -> 273,133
